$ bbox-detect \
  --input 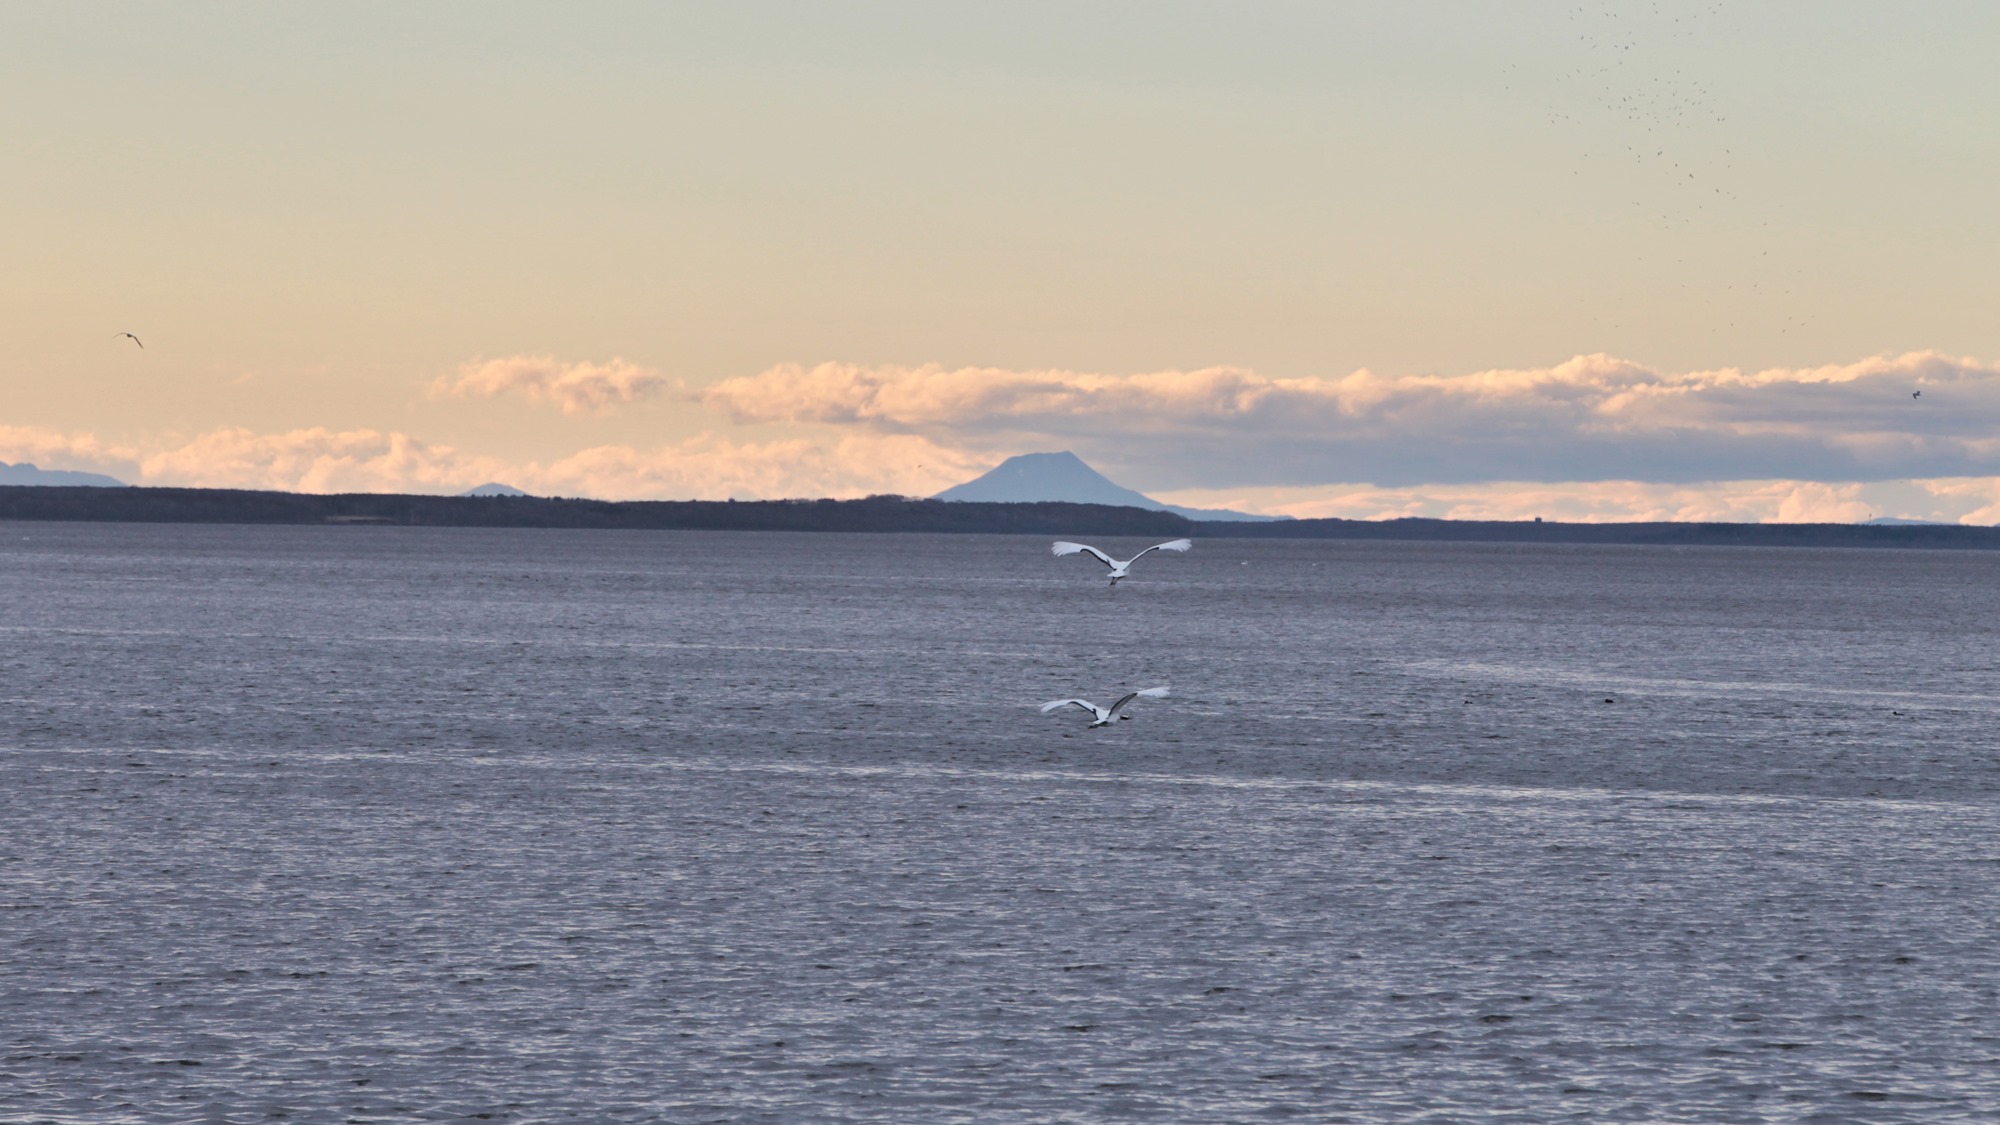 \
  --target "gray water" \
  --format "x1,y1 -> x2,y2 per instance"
5,524 -> 2000,1123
